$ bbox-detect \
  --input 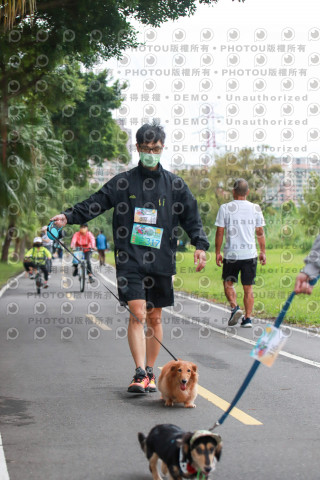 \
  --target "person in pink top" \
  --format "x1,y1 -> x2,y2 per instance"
71,223 -> 96,282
